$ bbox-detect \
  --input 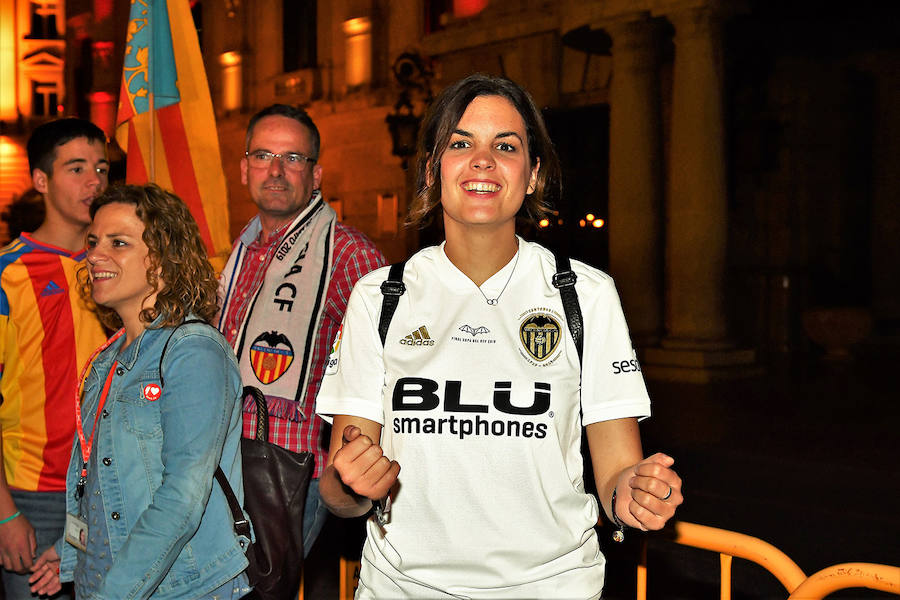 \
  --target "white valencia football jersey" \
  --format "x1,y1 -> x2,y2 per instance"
317,238 -> 651,599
